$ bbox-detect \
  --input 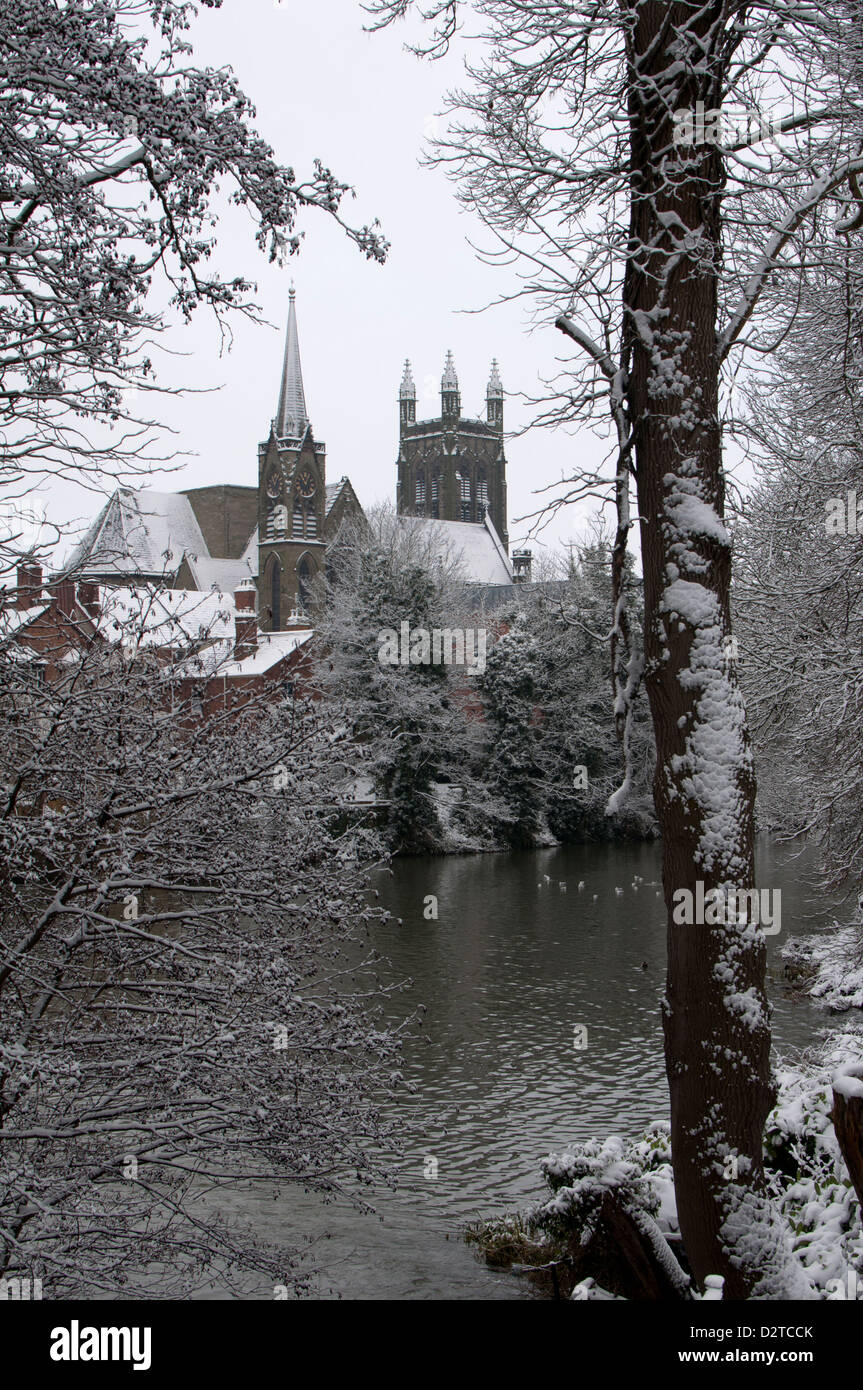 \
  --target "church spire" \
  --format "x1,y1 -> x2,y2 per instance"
486,357 -> 503,430
441,349 -> 460,422
399,359 -> 416,433
275,285 -> 309,438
